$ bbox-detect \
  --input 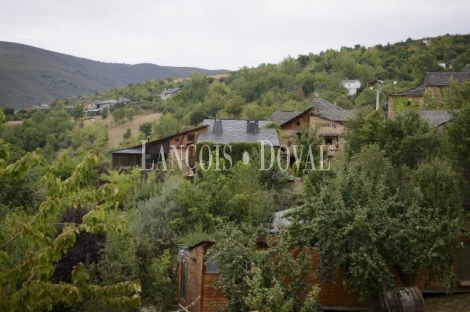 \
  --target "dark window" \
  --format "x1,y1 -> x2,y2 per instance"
296,121 -> 300,126
206,260 -> 219,273
325,138 -> 333,145
180,260 -> 188,300
174,137 -> 180,142
206,252 -> 219,273
187,134 -> 195,141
